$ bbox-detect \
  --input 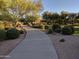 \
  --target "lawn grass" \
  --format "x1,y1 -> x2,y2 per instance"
74,31 -> 79,34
